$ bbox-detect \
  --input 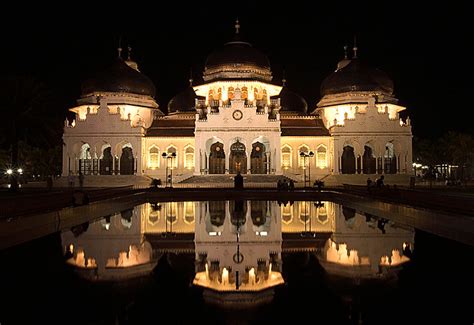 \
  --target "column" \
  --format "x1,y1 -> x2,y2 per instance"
225,148 -> 230,174
246,149 -> 251,174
